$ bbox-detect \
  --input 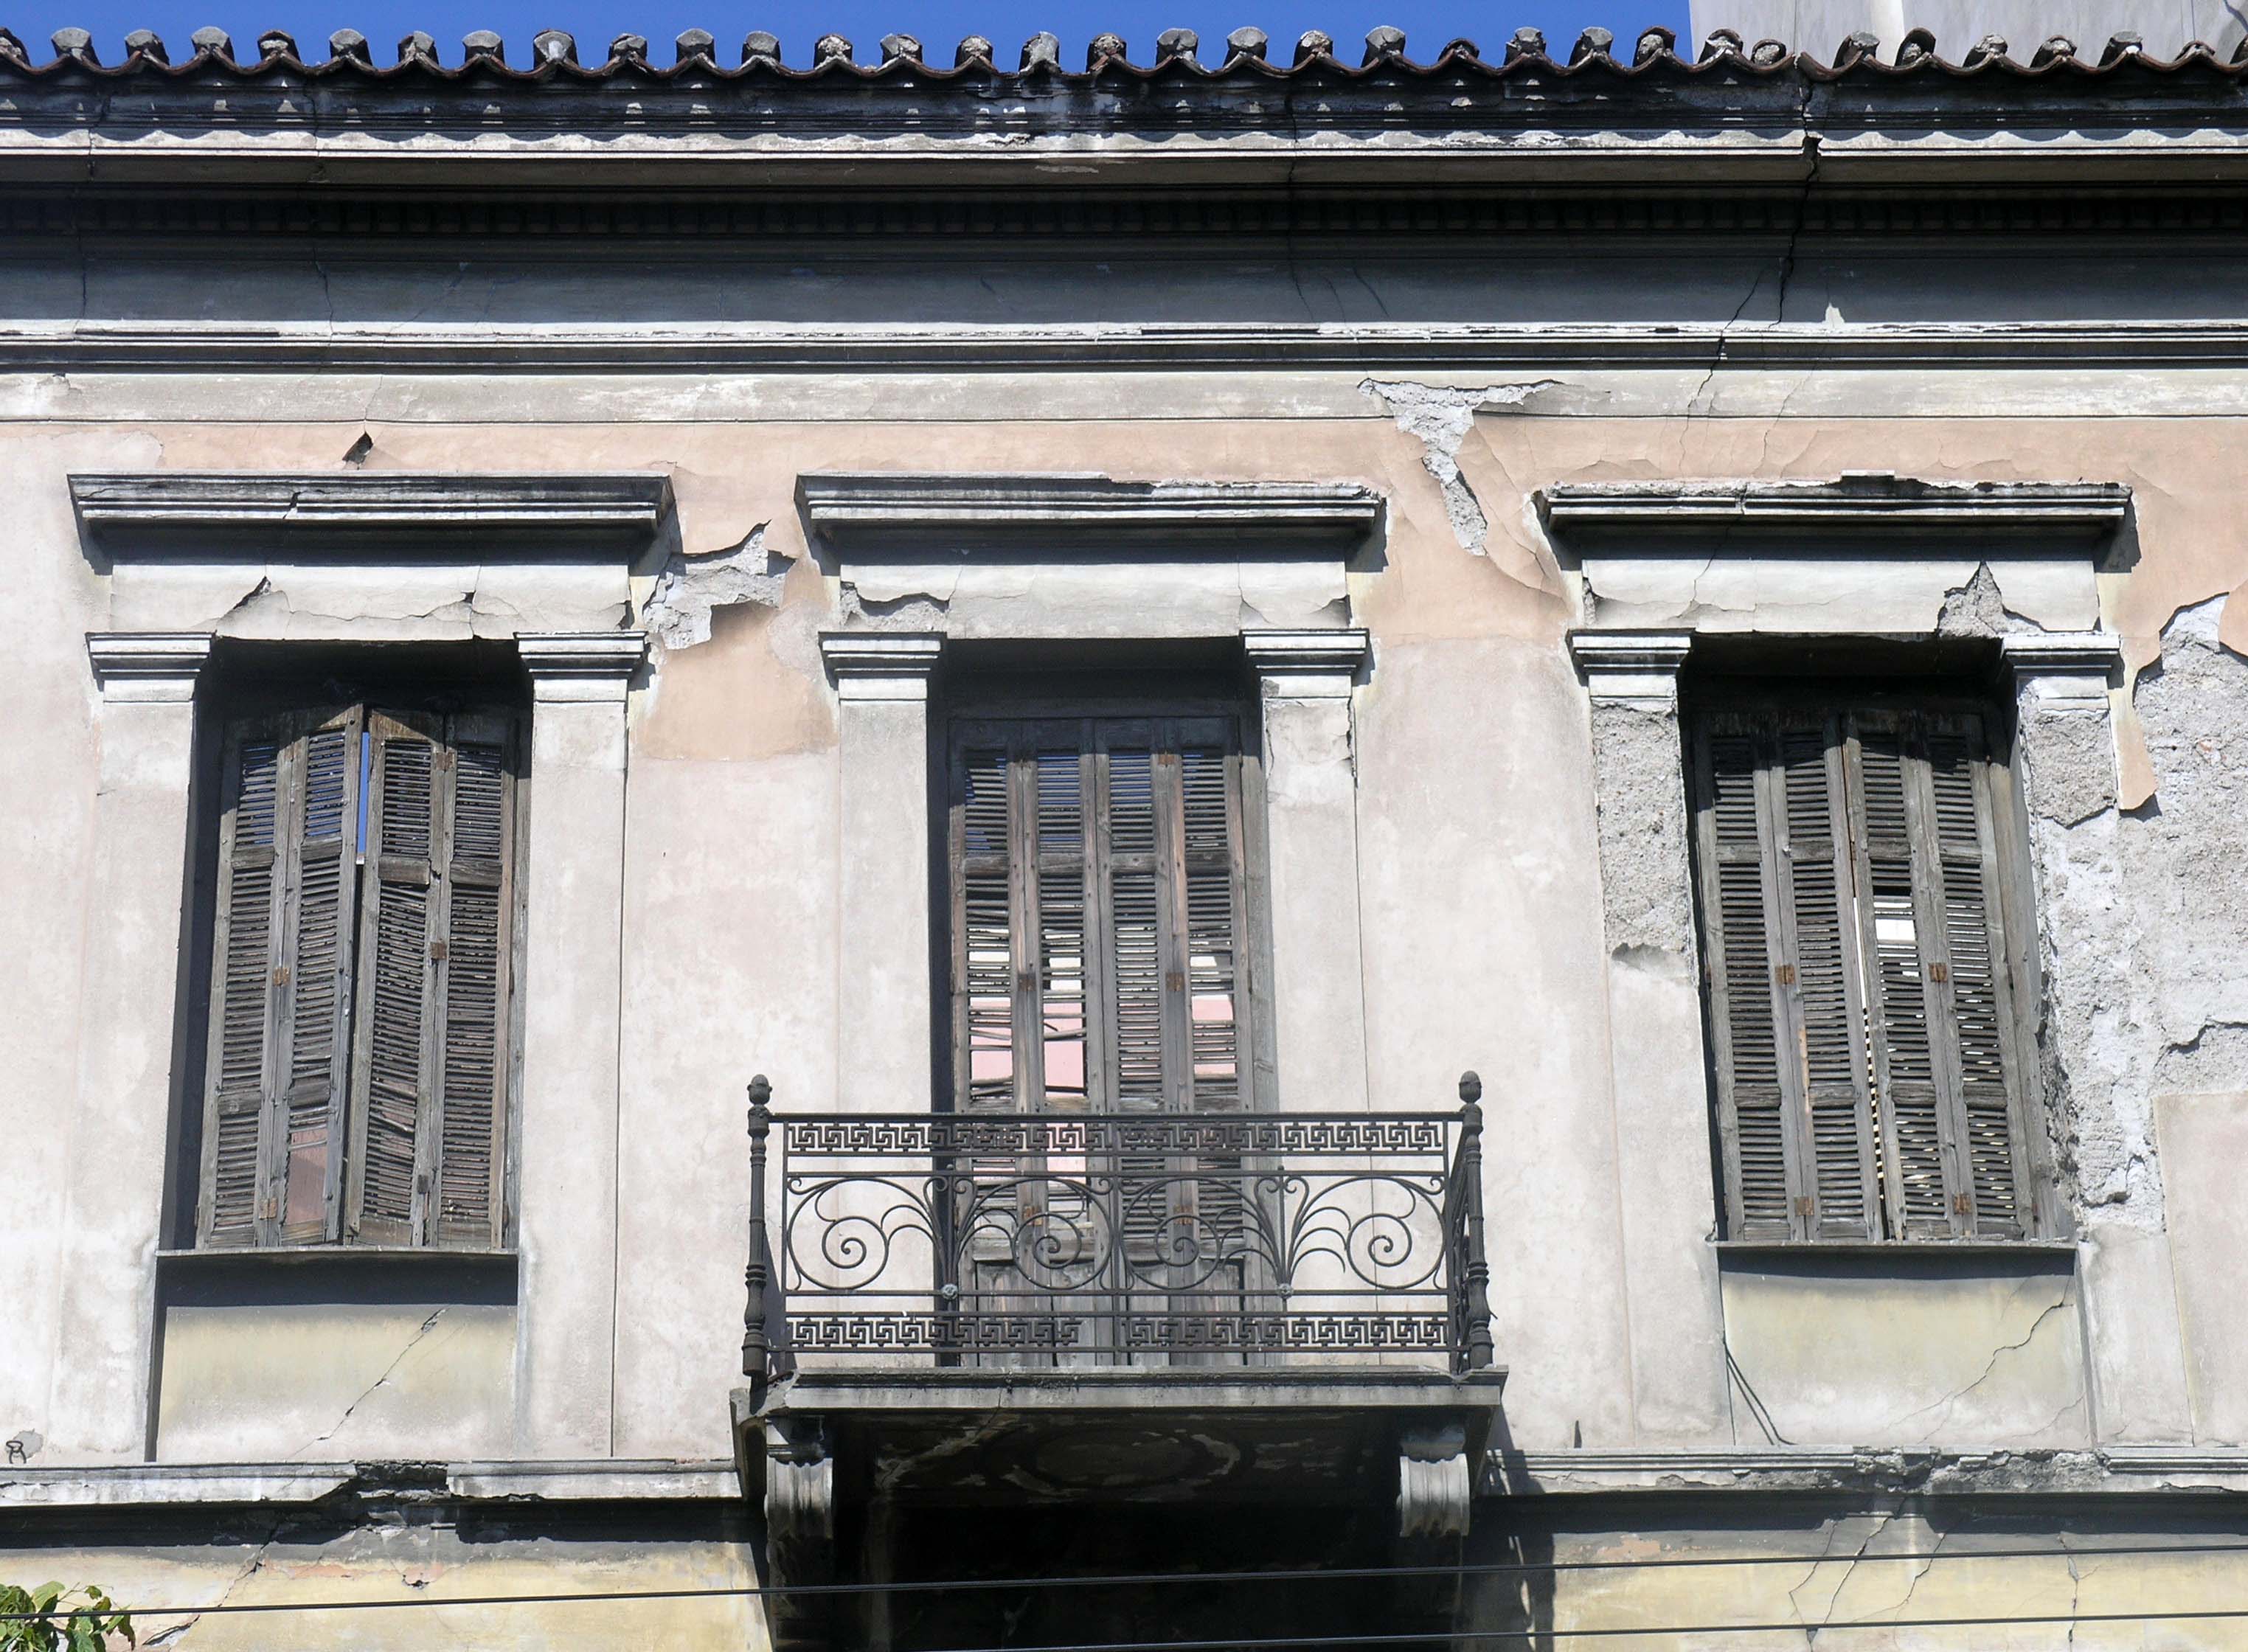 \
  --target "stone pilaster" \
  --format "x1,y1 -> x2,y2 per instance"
2005,632 -> 2193,1443
822,634 -> 944,1110
53,634 -> 213,1459
513,631 -> 644,1457
1243,630 -> 1371,1111
1567,630 -> 1730,1443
